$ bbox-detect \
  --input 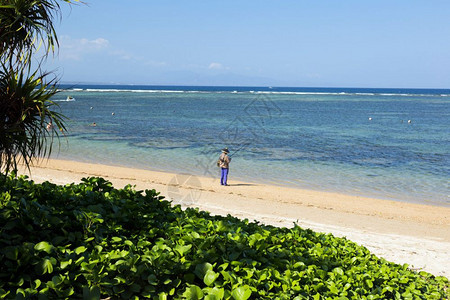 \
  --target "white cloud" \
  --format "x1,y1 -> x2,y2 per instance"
56,36 -> 167,69
110,50 -> 132,61
208,62 -> 229,70
59,36 -> 110,60
79,38 -> 109,50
